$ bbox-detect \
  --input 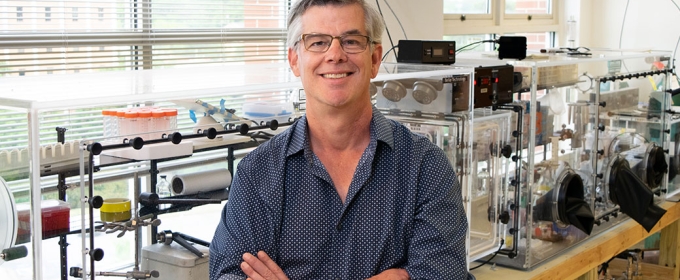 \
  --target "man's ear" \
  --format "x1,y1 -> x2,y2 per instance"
371,44 -> 383,78
288,47 -> 301,77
